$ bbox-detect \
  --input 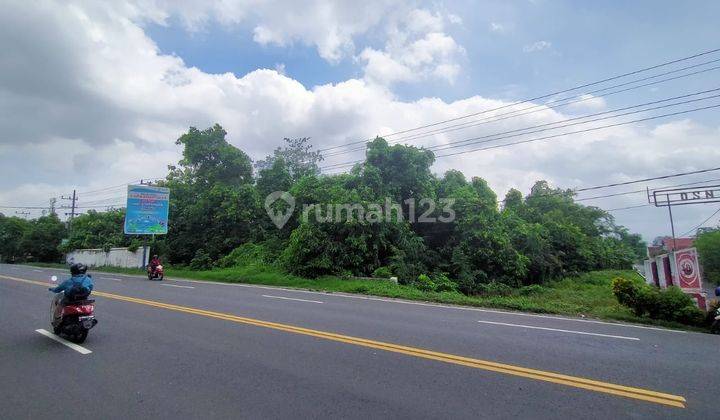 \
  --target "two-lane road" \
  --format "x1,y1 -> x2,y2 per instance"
1,264 -> 717,419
